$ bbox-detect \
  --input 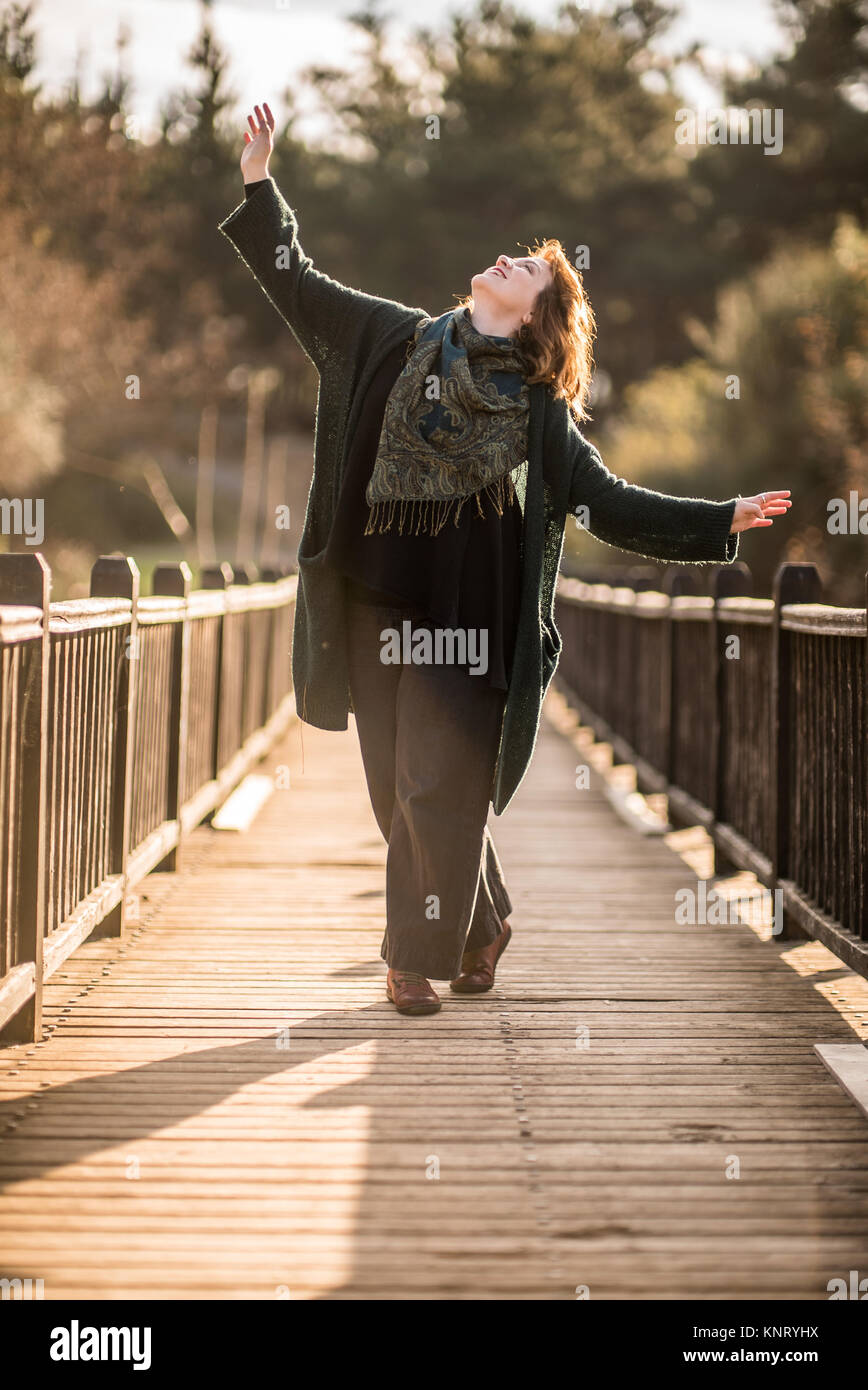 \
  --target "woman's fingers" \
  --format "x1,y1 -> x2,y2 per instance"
730,490 -> 793,533
245,106 -> 273,139
240,103 -> 273,171
743,491 -> 793,522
